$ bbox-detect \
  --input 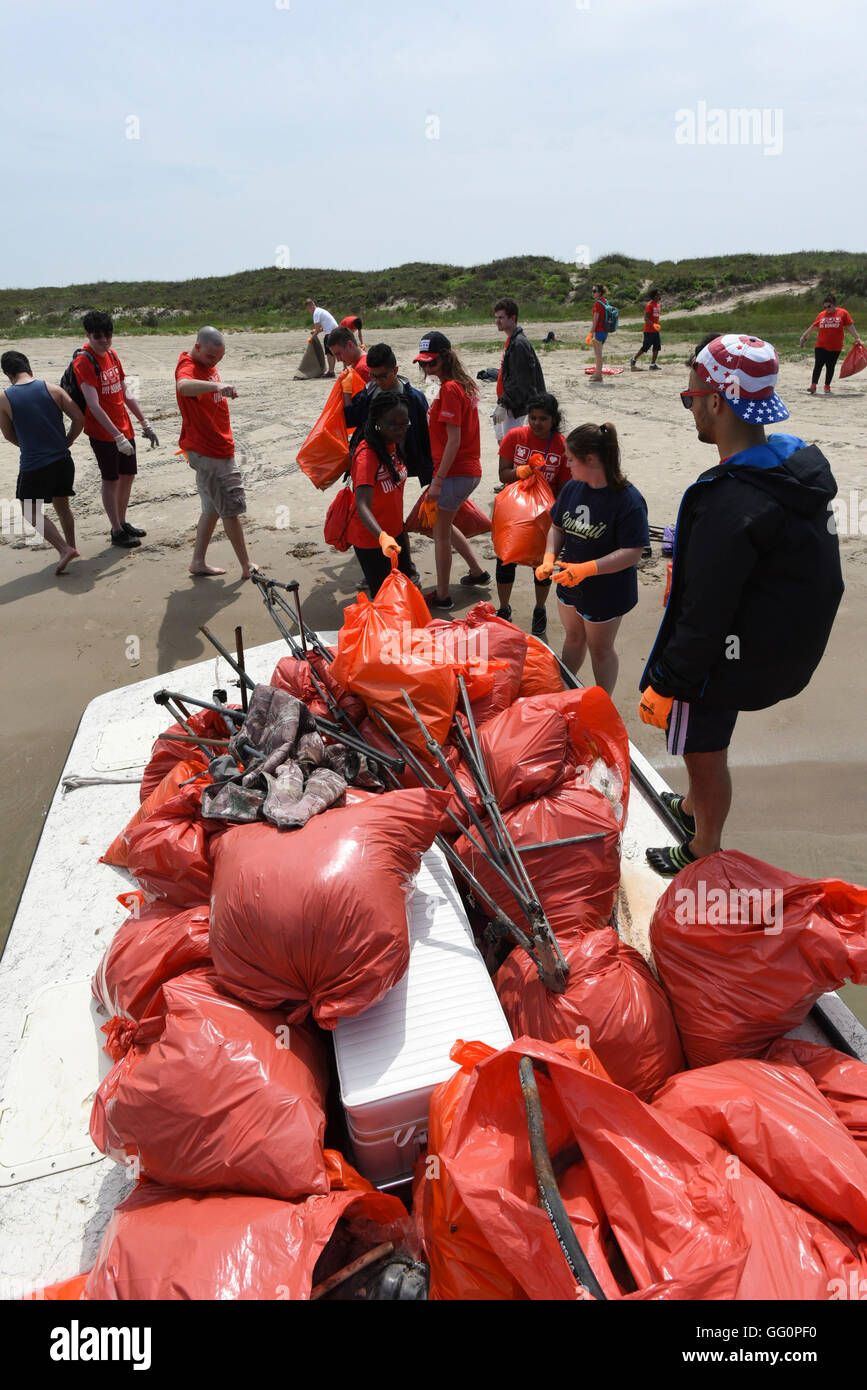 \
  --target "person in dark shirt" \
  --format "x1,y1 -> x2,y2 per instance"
0,350 -> 84,574
537,420 -> 648,694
